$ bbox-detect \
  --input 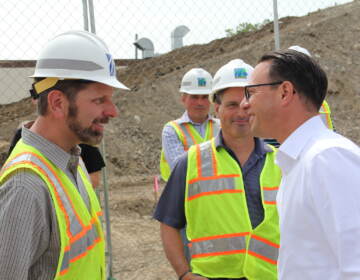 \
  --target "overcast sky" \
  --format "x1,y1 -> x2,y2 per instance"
0,0 -> 353,59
